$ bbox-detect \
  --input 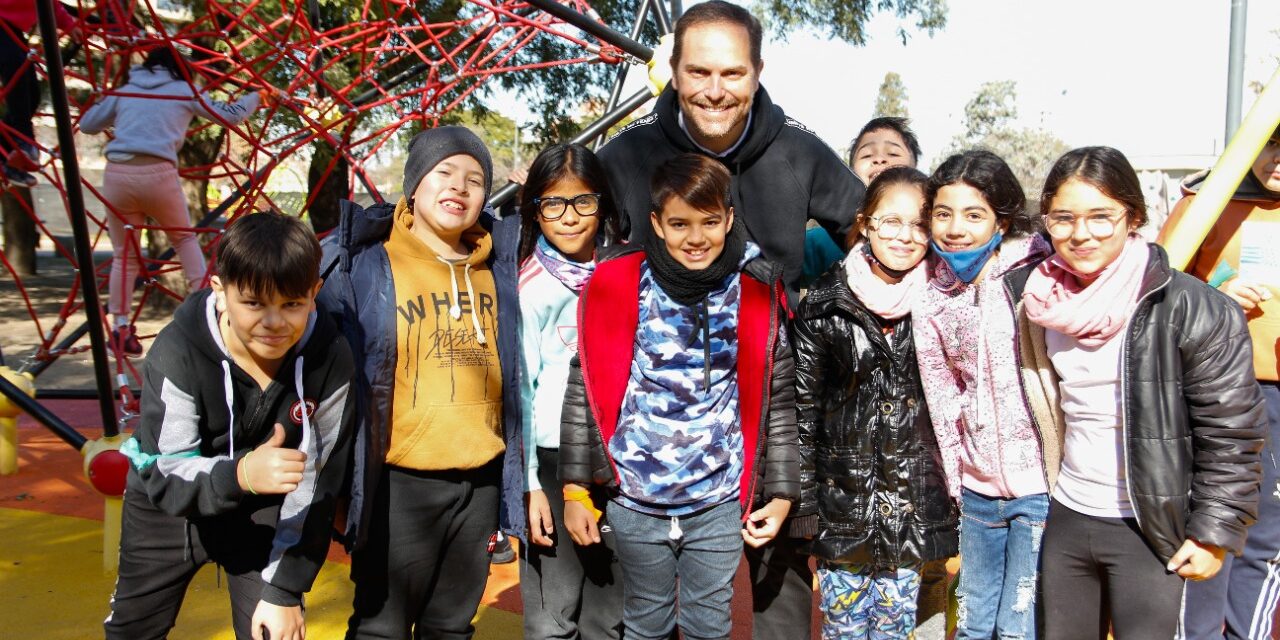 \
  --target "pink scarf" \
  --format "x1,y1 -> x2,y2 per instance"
1022,235 -> 1150,347
843,243 -> 925,320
